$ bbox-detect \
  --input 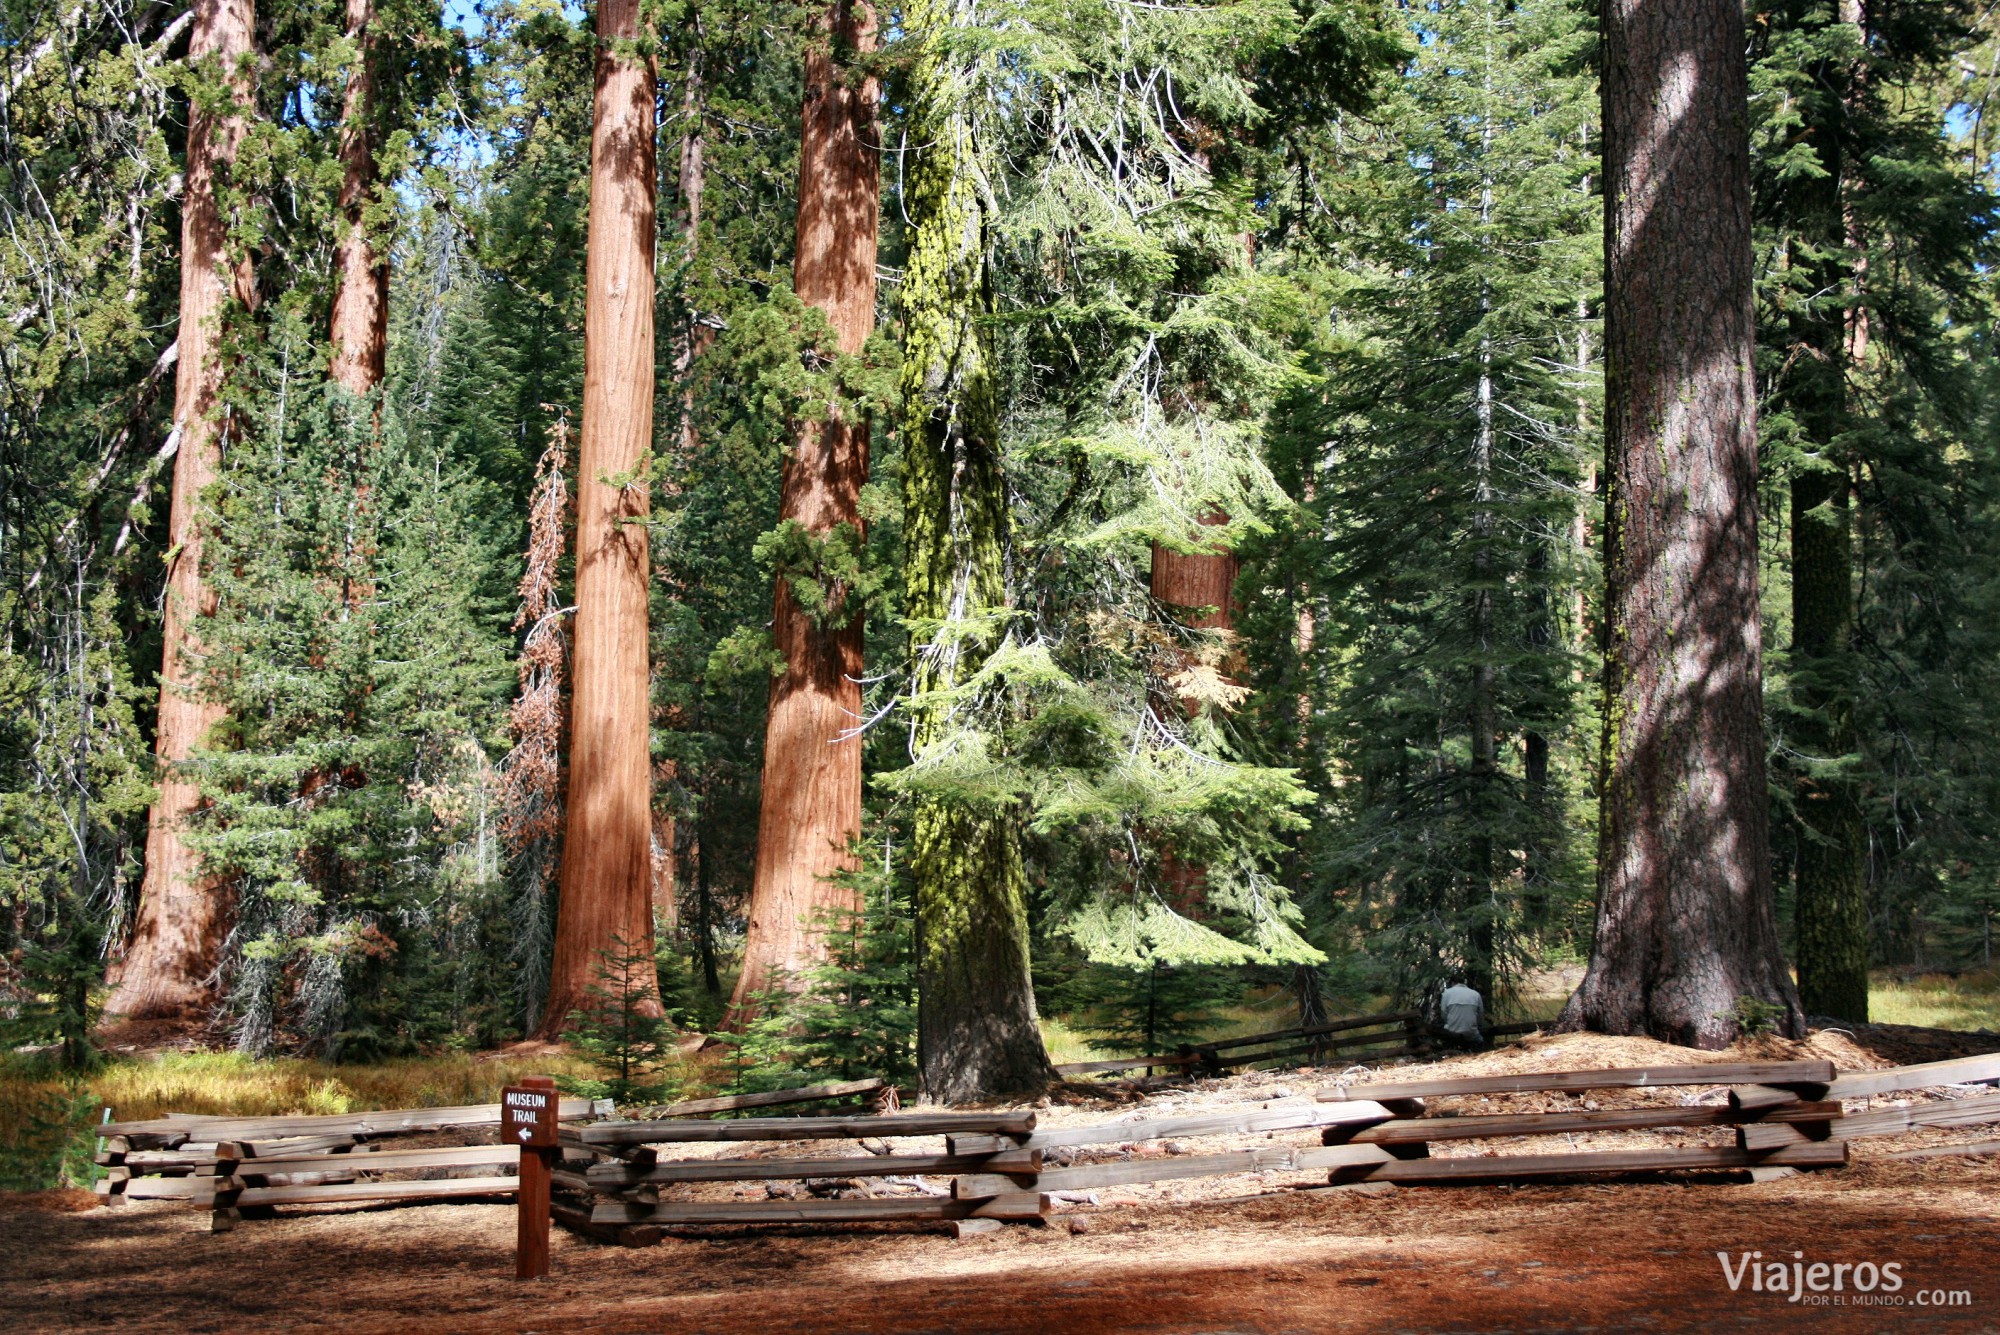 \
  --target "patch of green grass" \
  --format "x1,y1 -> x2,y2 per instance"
1041,988 -> 1399,1065
1867,970 -> 2000,1032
